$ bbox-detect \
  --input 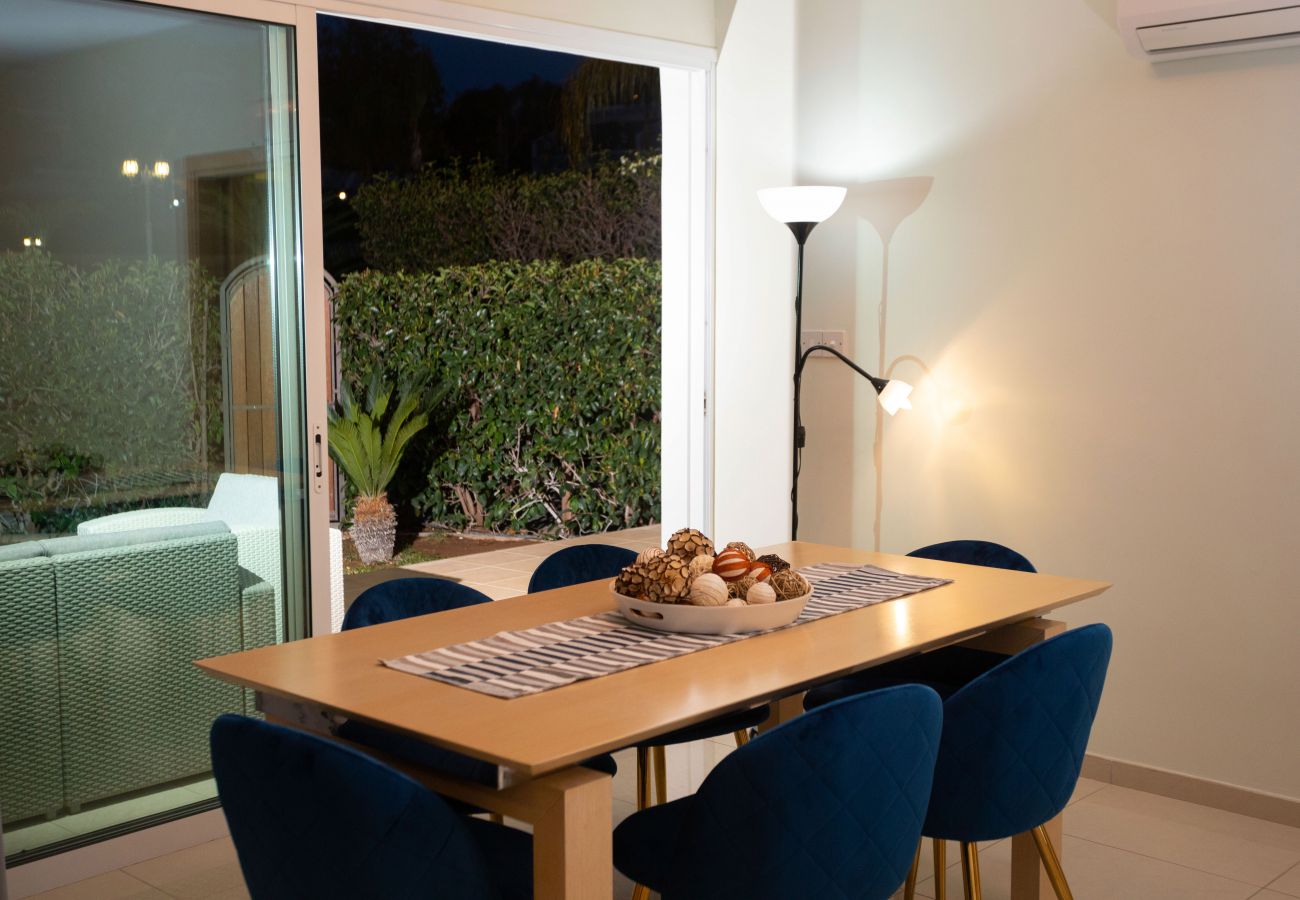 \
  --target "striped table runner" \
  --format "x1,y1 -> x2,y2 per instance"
381,563 -> 951,698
